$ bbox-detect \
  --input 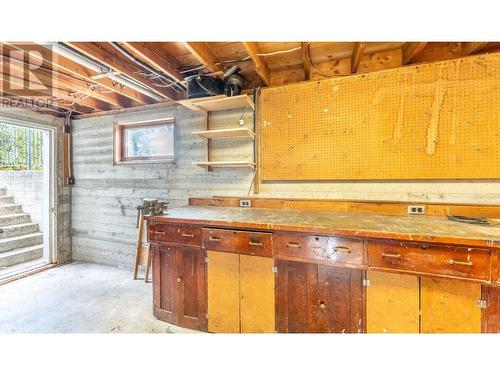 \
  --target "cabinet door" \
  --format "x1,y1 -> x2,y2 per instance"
317,266 -> 365,333
421,277 -> 481,333
207,251 -> 240,333
152,244 -> 178,324
366,271 -> 420,333
176,246 -> 207,331
240,255 -> 275,333
482,285 -> 500,333
276,260 -> 318,333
